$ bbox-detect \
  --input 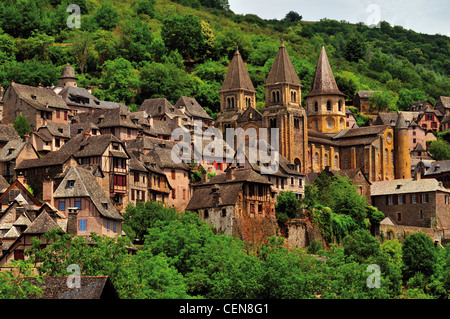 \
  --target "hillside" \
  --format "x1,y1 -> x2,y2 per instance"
0,0 -> 448,118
